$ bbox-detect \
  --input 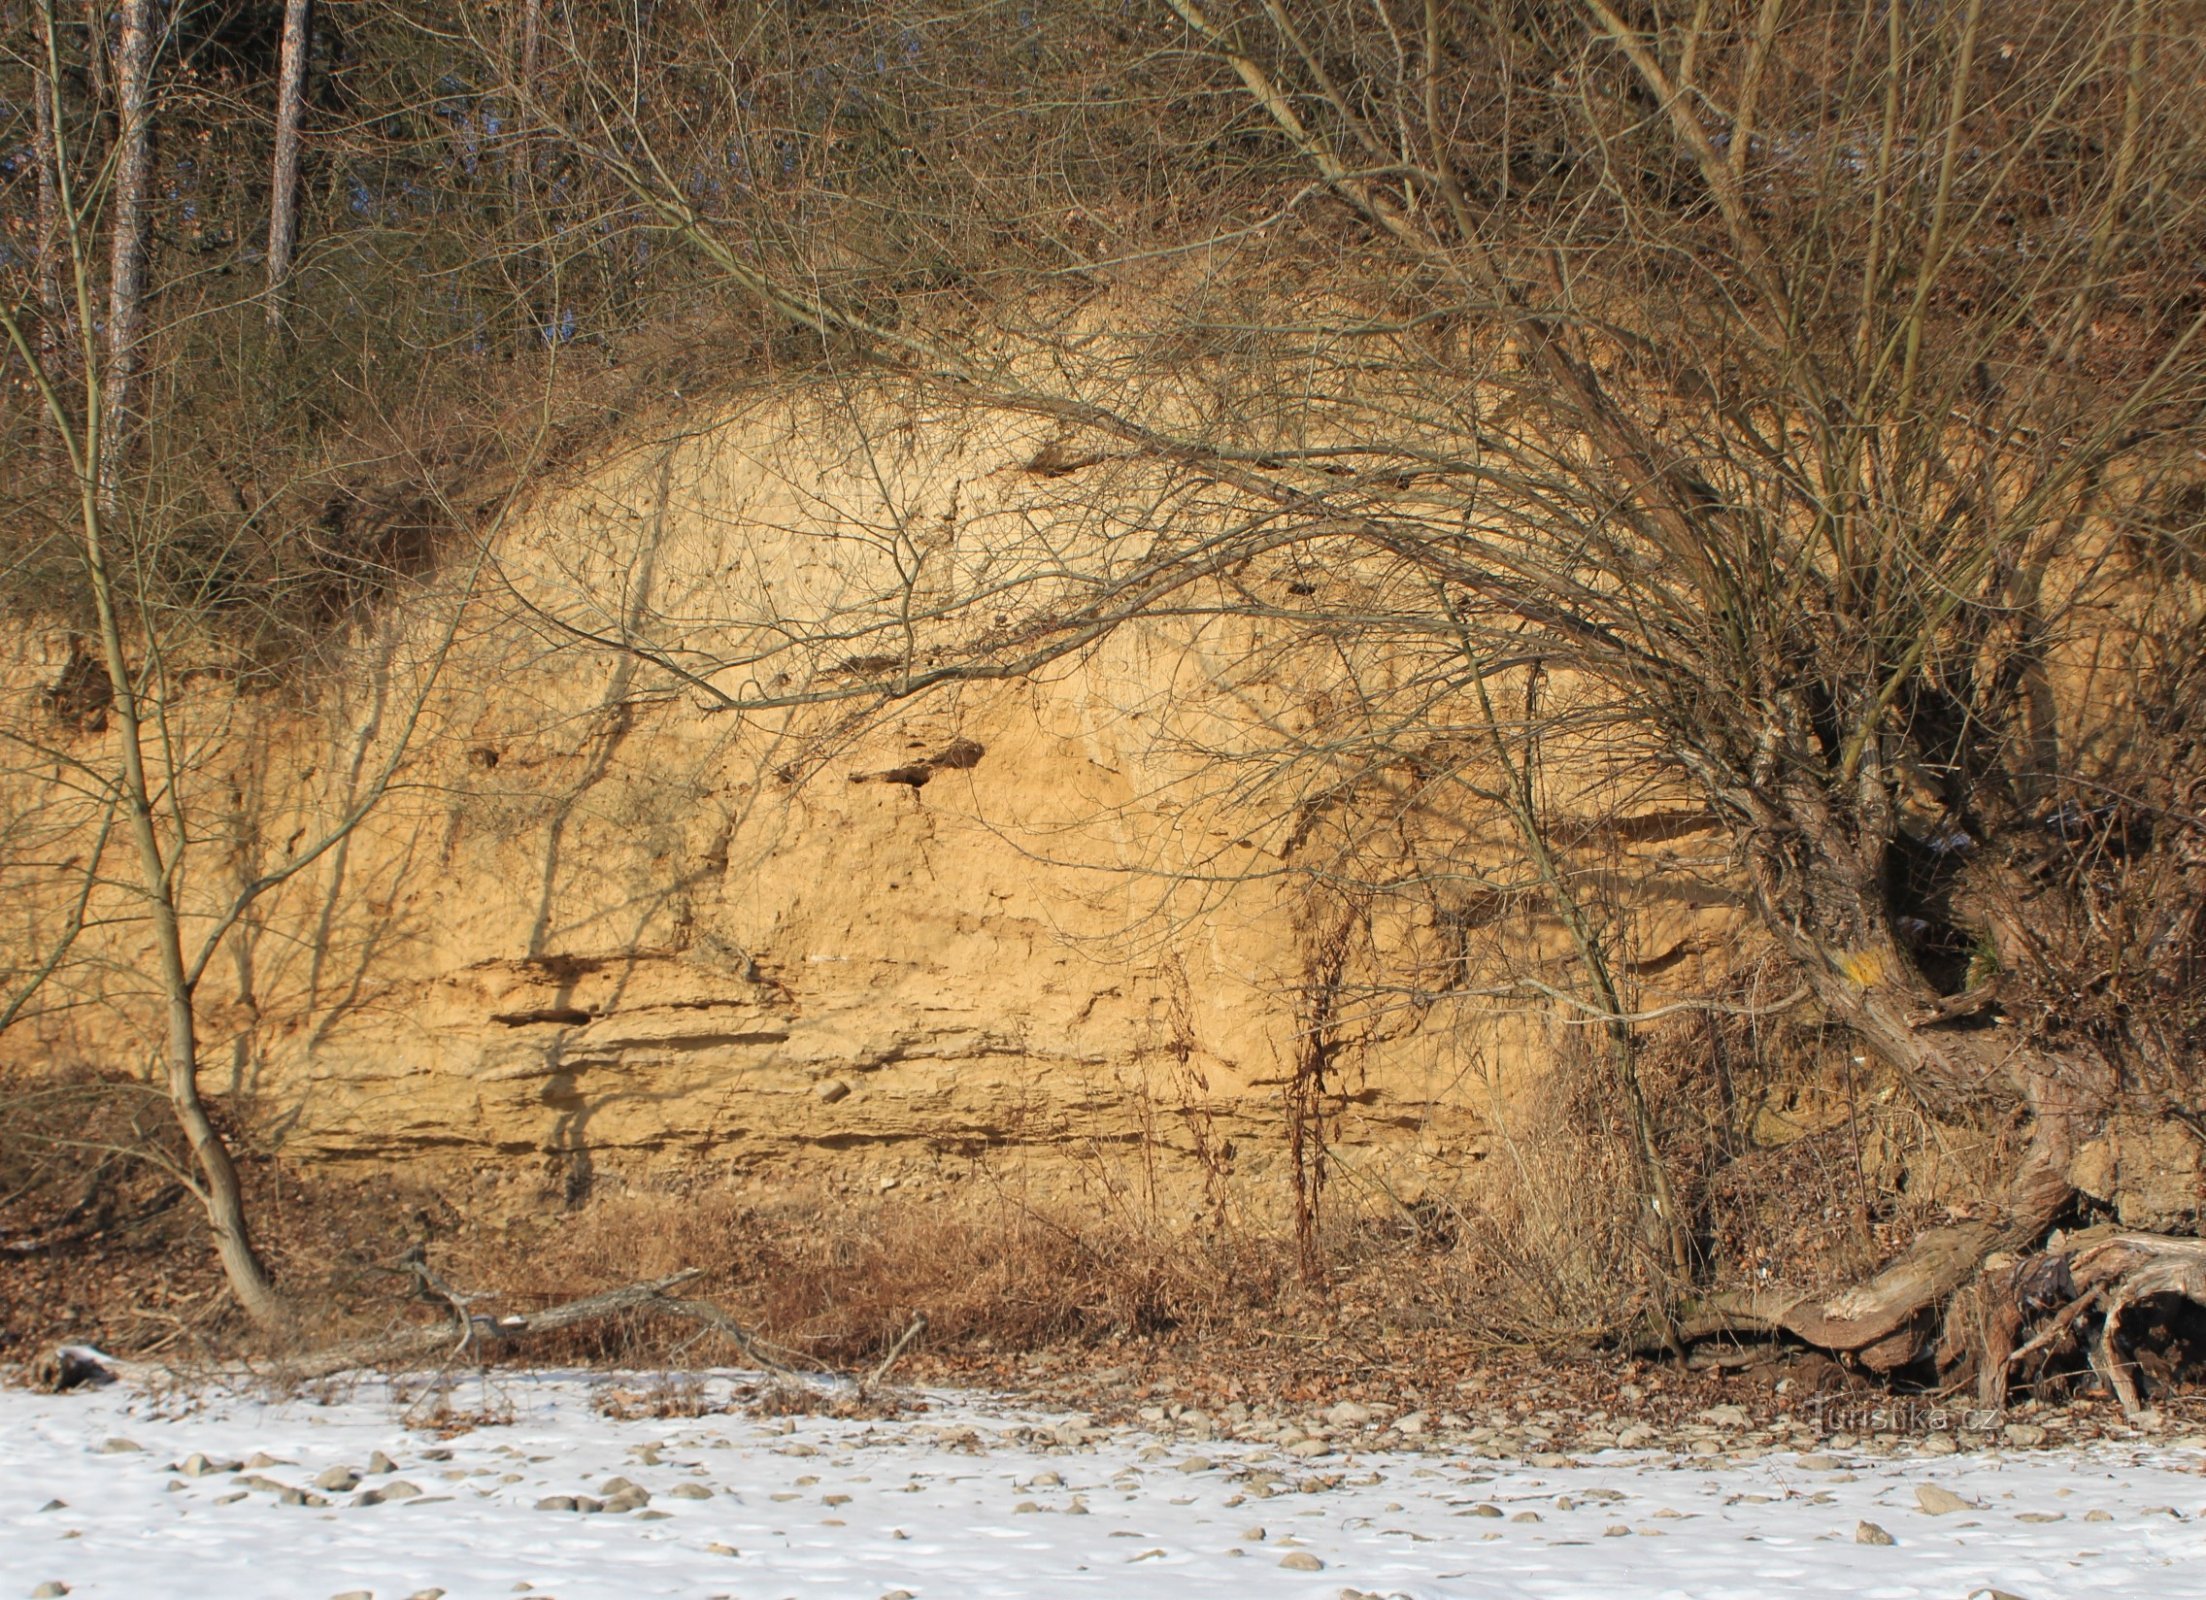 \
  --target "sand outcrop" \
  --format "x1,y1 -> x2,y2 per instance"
0,389 -> 1739,1213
